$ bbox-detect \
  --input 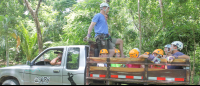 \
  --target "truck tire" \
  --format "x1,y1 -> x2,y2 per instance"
2,79 -> 19,85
